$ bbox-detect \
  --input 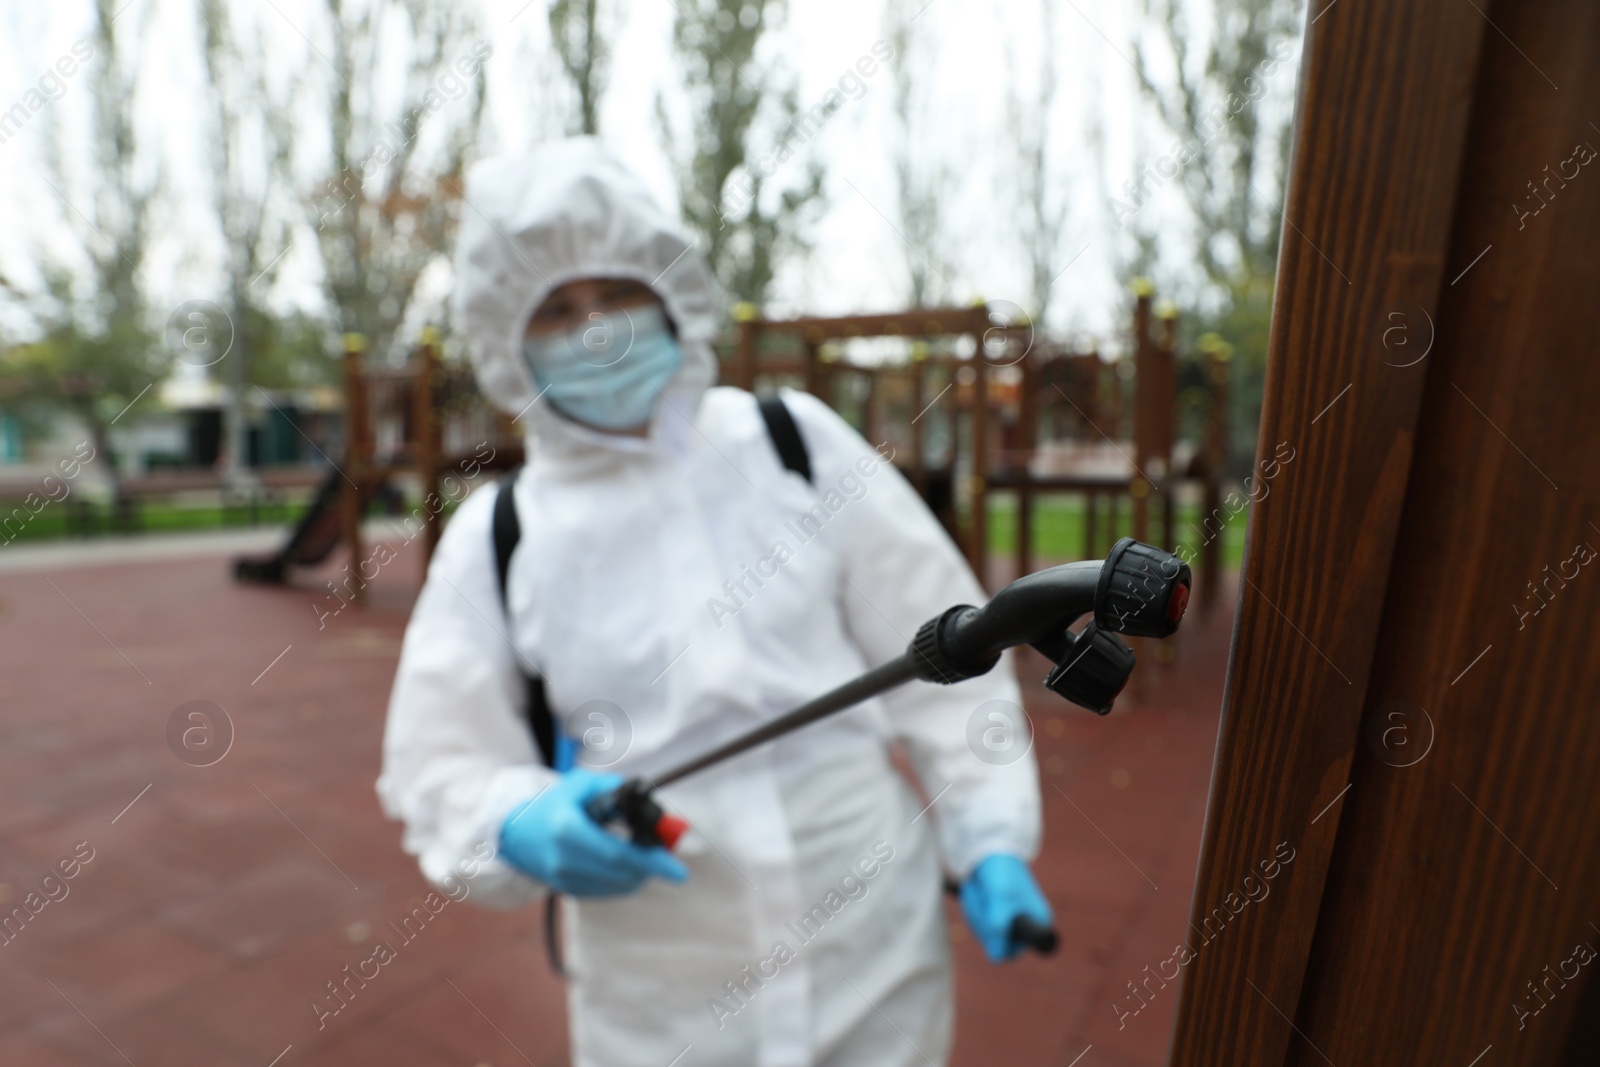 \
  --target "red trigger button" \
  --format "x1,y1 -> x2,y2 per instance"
655,815 -> 690,850
1168,583 -> 1190,623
